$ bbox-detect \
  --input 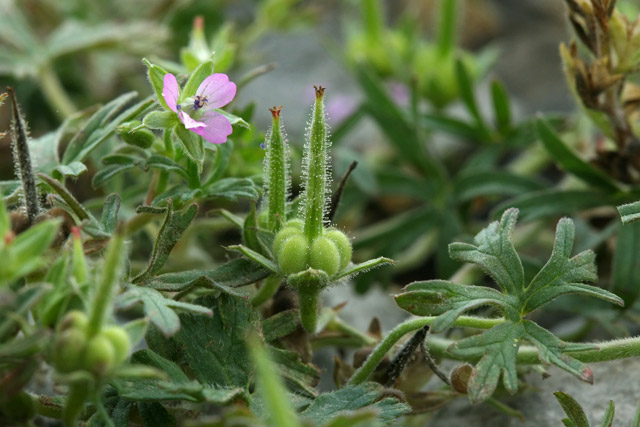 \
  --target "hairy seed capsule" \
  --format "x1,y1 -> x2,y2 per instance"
54,329 -> 87,373
103,326 -> 131,365
59,310 -> 89,333
277,234 -> 309,275
309,236 -> 341,277
84,335 -> 115,376
324,229 -> 352,271
273,226 -> 303,258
